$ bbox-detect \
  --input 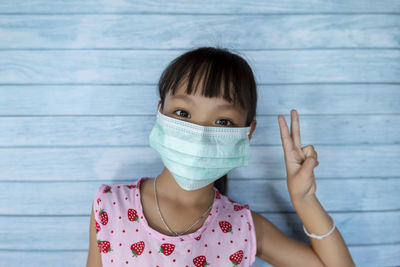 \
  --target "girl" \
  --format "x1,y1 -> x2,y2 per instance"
87,47 -> 355,266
